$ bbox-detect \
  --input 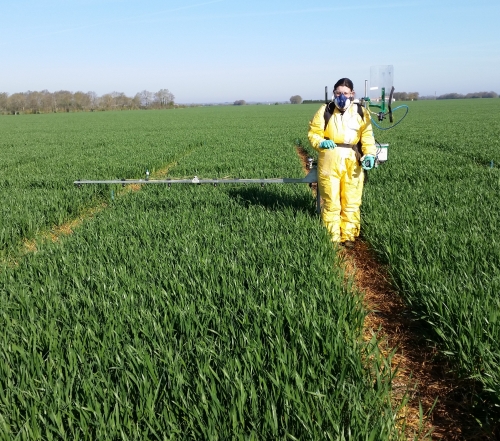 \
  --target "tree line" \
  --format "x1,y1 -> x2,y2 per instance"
392,92 -> 419,101
0,89 -> 175,114
302,91 -> 499,103
395,91 -> 498,100
436,91 -> 498,100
